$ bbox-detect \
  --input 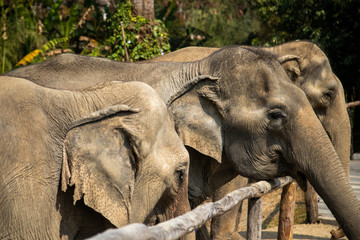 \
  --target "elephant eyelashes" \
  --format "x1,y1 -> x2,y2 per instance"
176,169 -> 186,185
268,109 -> 287,129
323,91 -> 334,103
